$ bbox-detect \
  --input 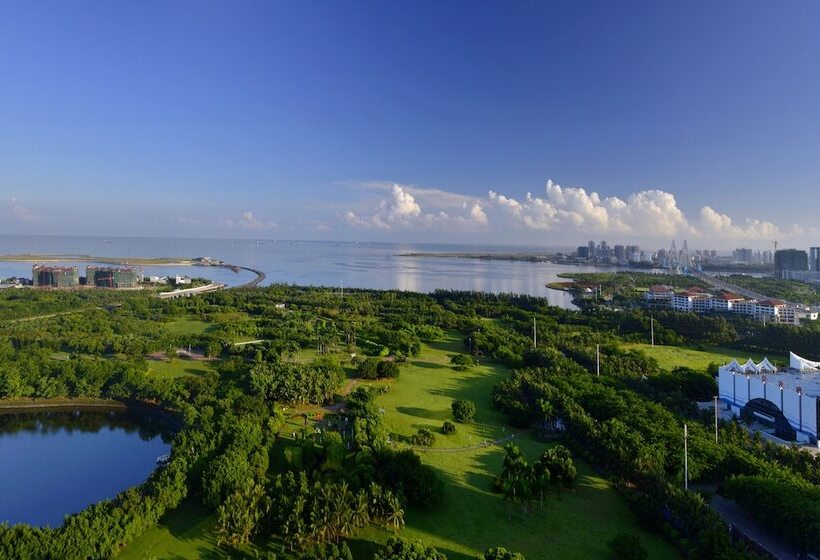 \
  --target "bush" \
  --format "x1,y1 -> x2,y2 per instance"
607,533 -> 647,560
377,360 -> 400,379
483,547 -> 526,560
411,427 -> 436,447
450,353 -> 475,371
441,421 -> 456,435
451,399 -> 476,423
357,358 -> 380,380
